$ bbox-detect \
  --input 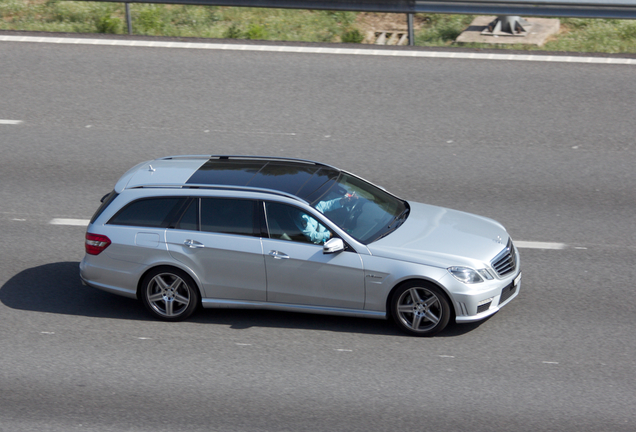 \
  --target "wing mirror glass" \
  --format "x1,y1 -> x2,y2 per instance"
323,238 -> 344,254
